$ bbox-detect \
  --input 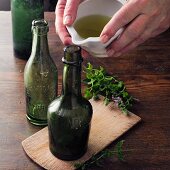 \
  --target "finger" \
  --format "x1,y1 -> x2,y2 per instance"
112,30 -> 151,57
81,49 -> 90,59
107,14 -> 149,54
147,16 -> 170,38
107,11 -> 170,56
100,0 -> 145,43
151,27 -> 169,38
55,0 -> 72,45
55,21 -> 72,45
117,36 -> 147,55
64,0 -> 81,25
